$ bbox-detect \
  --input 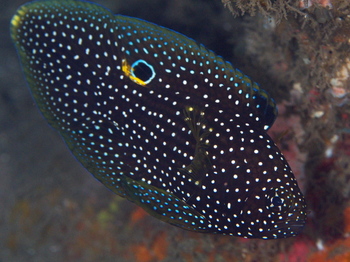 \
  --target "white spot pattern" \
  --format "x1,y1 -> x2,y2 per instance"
11,0 -> 306,239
